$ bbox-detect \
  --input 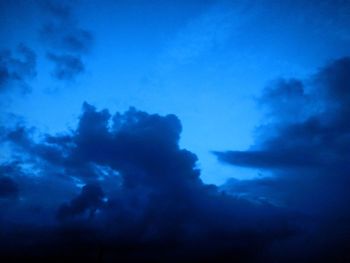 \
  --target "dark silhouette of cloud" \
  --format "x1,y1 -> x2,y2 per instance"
40,0 -> 93,81
0,44 -> 36,93
2,58 -> 350,262
42,23 -> 93,54
2,57 -> 349,262
215,149 -> 320,169
0,164 -> 19,199
215,57 -> 350,172
46,53 -> 84,80
57,183 -> 105,220
216,57 -> 350,262
0,102 -> 296,262
0,176 -> 18,199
